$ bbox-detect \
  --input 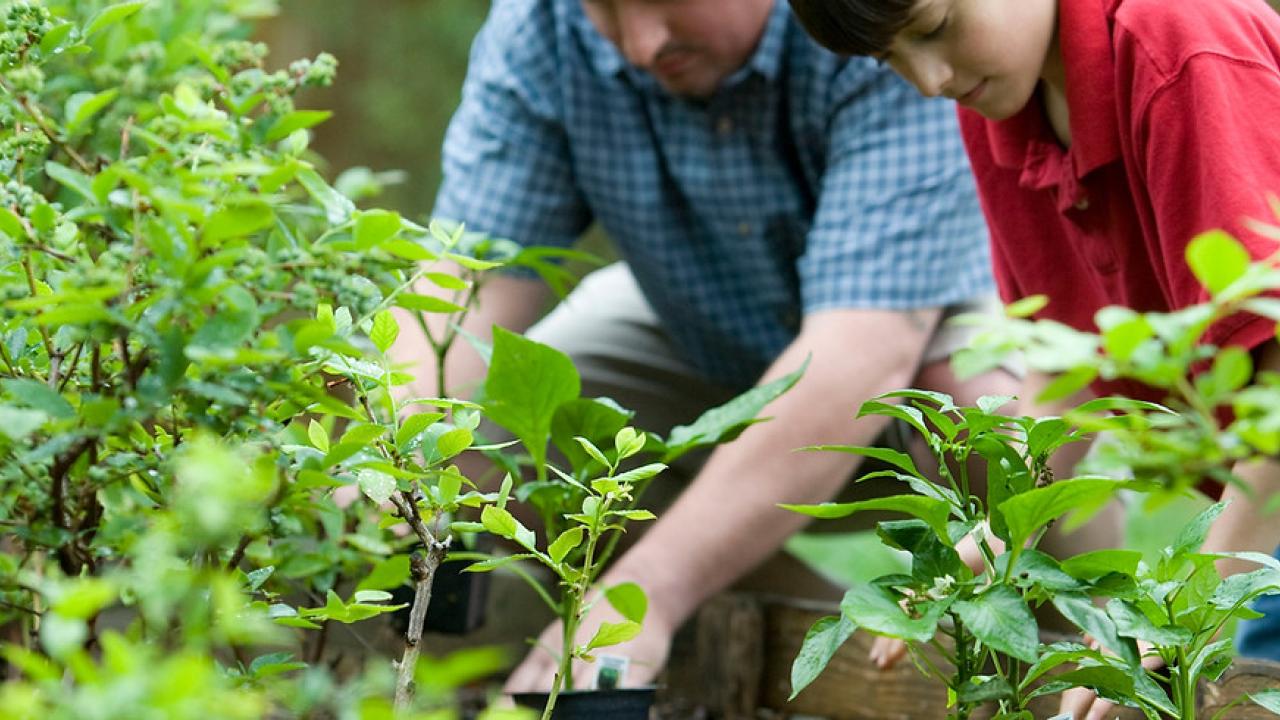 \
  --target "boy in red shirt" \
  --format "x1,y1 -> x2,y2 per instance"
786,0 -> 1280,716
